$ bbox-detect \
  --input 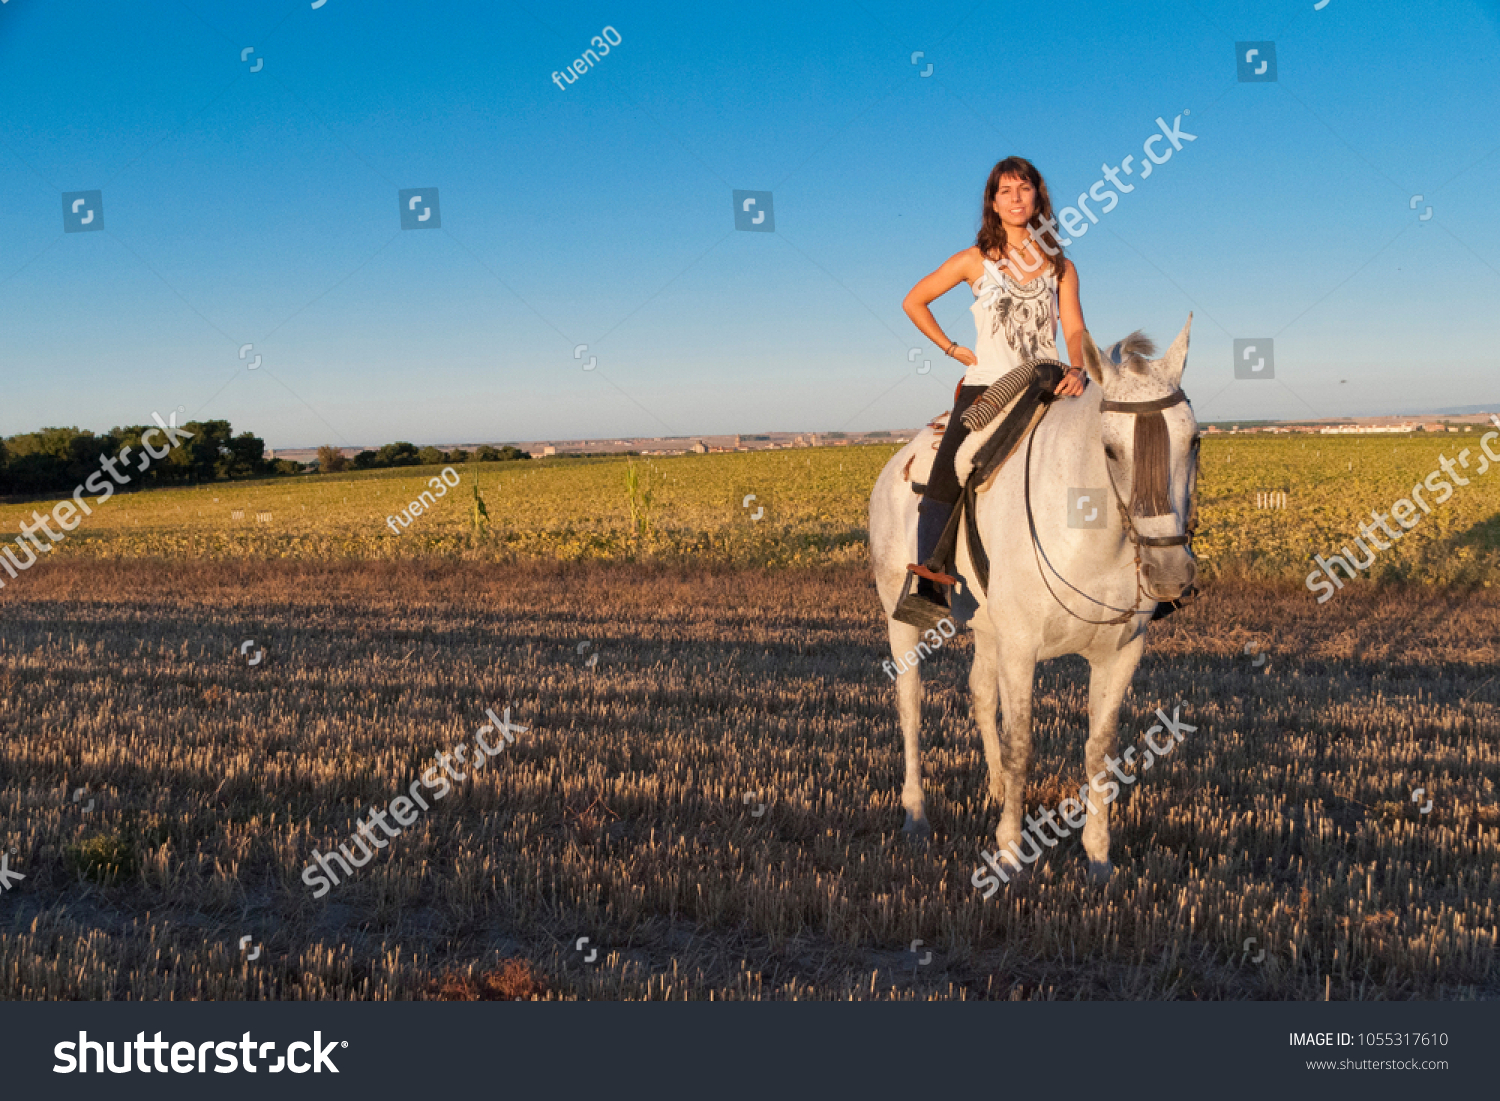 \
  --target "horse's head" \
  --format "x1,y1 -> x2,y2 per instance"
1080,315 -> 1200,604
